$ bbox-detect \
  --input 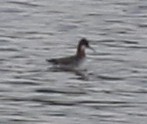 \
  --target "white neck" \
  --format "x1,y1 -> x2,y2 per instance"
81,45 -> 86,51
